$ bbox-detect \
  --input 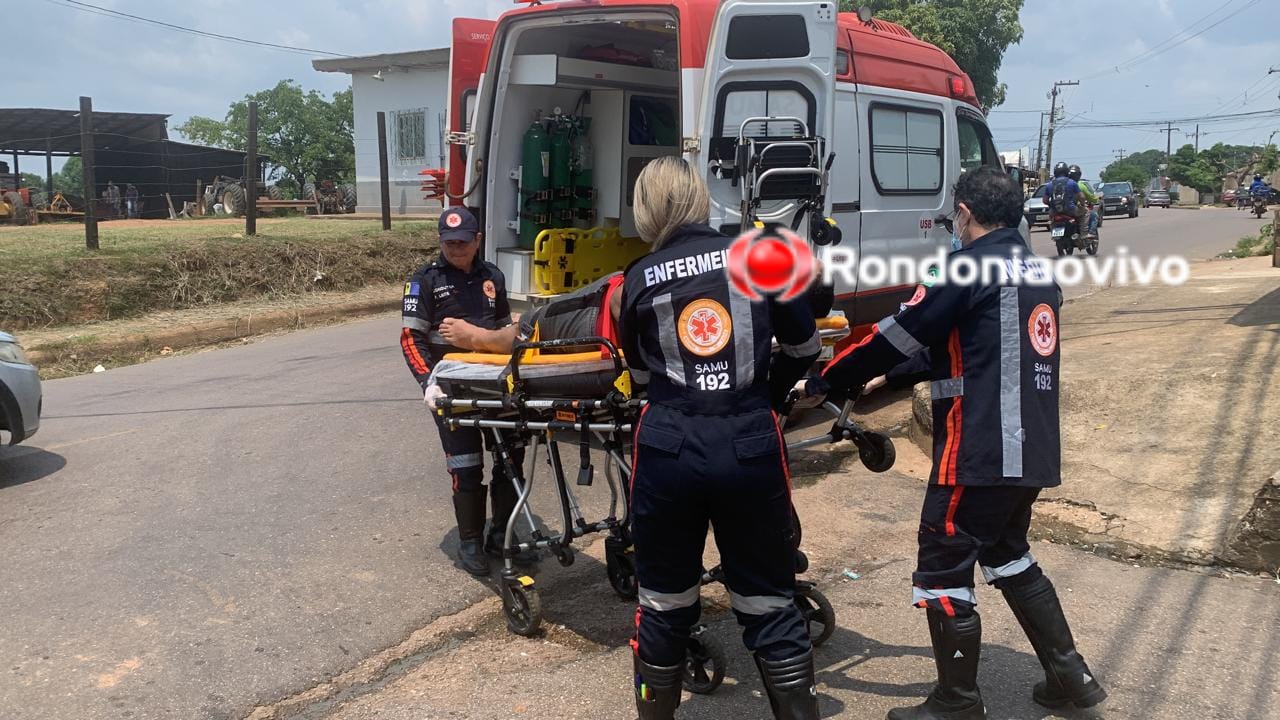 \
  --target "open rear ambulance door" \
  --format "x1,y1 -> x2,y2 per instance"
445,18 -> 496,207
698,0 -> 838,233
